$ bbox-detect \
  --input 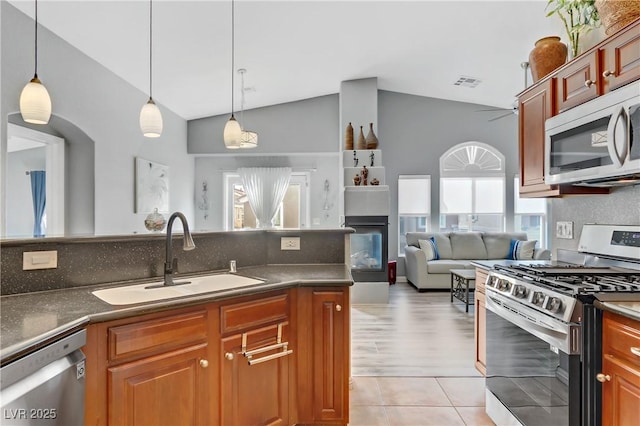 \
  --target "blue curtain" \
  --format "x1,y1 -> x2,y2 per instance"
30,170 -> 46,237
